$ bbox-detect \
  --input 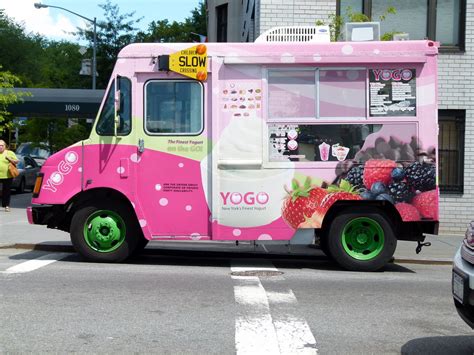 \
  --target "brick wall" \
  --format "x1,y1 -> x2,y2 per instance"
437,1 -> 473,234
259,0 -> 336,34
